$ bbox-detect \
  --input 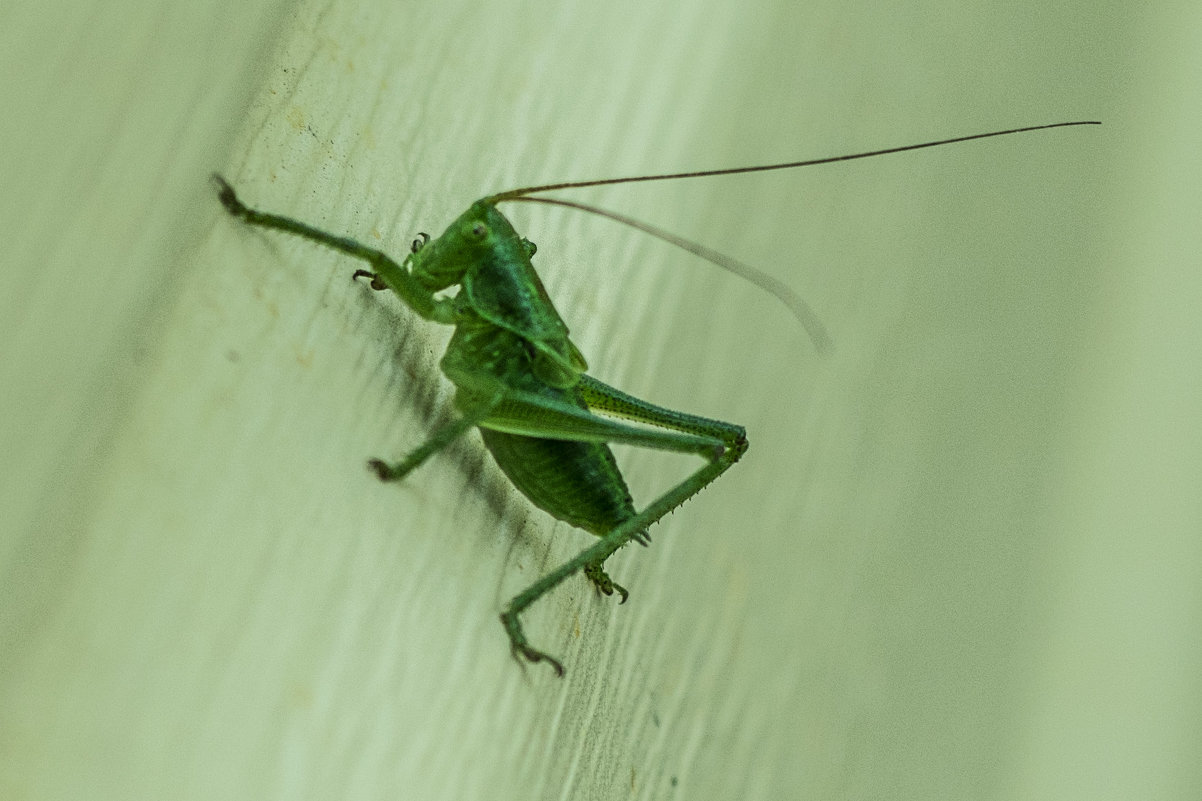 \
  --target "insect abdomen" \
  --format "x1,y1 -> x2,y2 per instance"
479,428 -> 635,538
